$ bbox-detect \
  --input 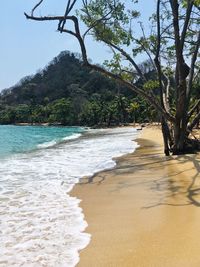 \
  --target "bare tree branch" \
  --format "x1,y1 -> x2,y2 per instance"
24,13 -> 65,21
187,30 -> 200,98
163,72 -> 171,112
24,12 -> 88,64
180,0 -> 194,51
137,22 -> 156,68
31,0 -> 44,17
154,0 -> 171,114
169,0 -> 184,70
188,99 -> 200,119
188,110 -> 200,131
103,40 -> 146,82
60,0 -> 78,32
